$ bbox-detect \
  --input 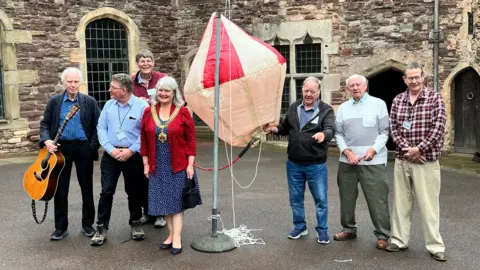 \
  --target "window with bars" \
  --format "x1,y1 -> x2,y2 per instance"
0,64 -> 3,119
274,45 -> 290,117
295,79 -> 304,101
468,12 -> 474,36
275,45 -> 290,74
295,44 -> 322,73
274,41 -> 323,118
85,18 -> 129,109
281,78 -> 291,115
